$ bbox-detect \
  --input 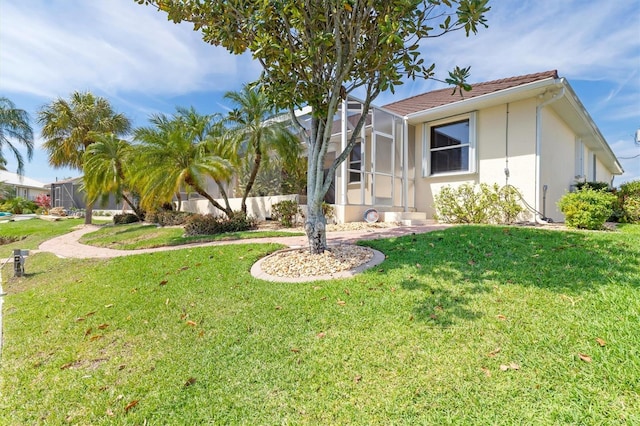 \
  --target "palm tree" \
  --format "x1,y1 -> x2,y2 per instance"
83,133 -> 145,220
38,91 -> 131,224
224,85 -> 301,214
0,97 -> 34,175
133,108 -> 234,217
